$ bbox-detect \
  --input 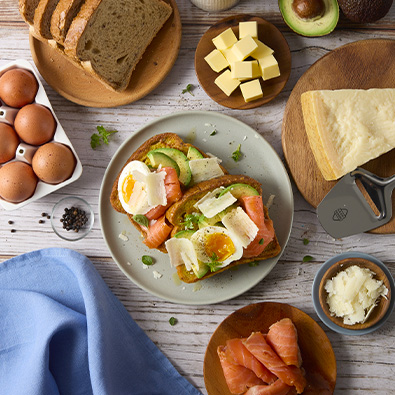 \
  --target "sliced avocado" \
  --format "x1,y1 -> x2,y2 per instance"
192,262 -> 210,278
150,148 -> 191,186
279,0 -> 339,37
147,151 -> 180,177
338,0 -> 392,23
174,229 -> 195,239
219,183 -> 259,200
198,213 -> 222,229
187,146 -> 204,160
